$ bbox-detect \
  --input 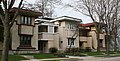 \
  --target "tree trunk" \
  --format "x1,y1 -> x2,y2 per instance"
106,35 -> 110,56
1,12 -> 10,61
114,35 -> 117,52
1,25 -> 10,61
97,33 -> 100,52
